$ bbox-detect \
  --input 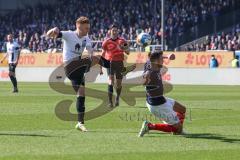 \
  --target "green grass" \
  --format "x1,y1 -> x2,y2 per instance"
0,82 -> 240,160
